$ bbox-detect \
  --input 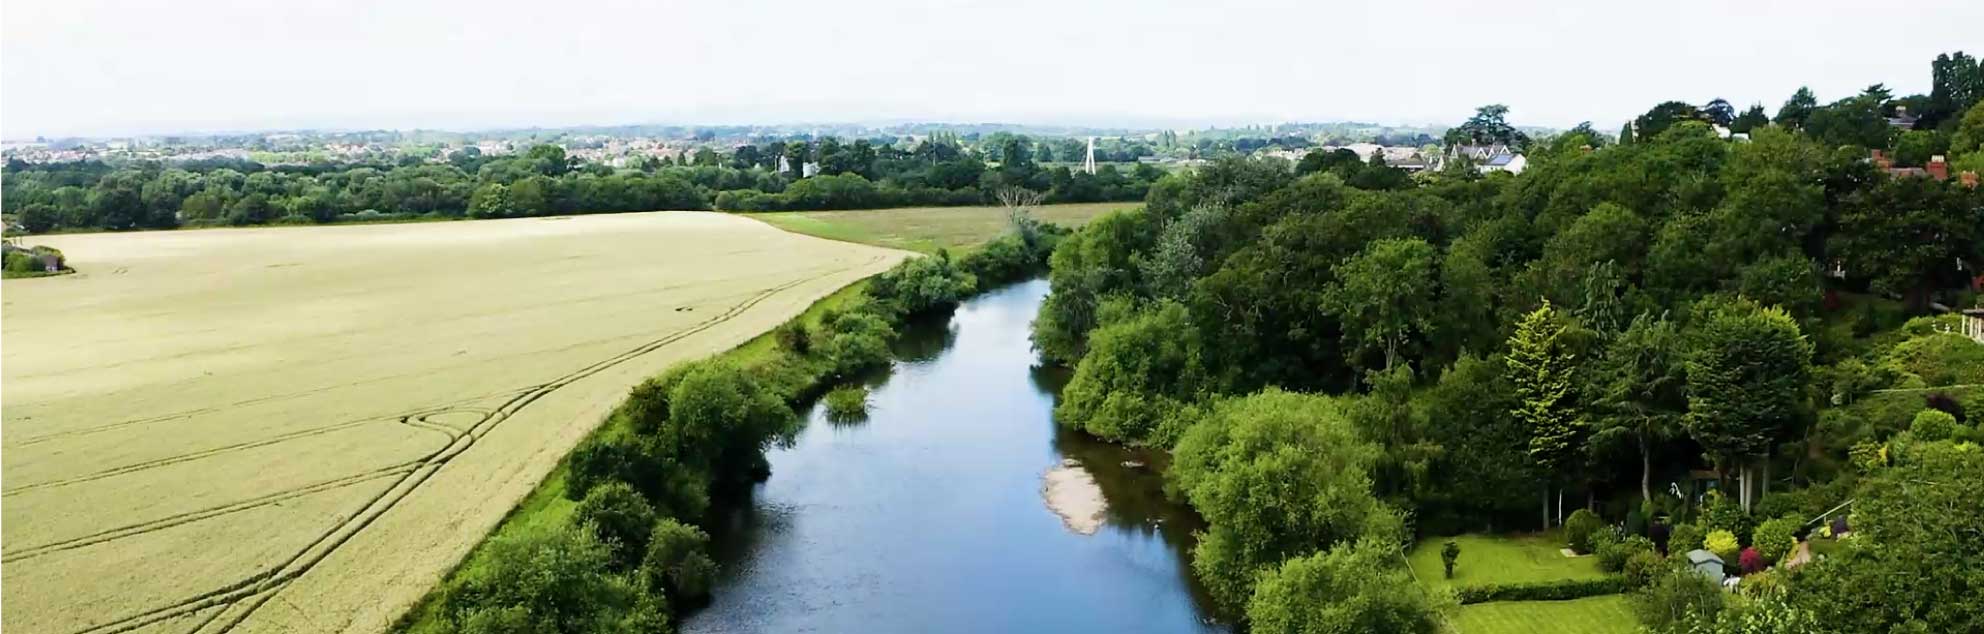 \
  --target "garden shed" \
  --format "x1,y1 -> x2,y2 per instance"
1685,549 -> 1726,583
